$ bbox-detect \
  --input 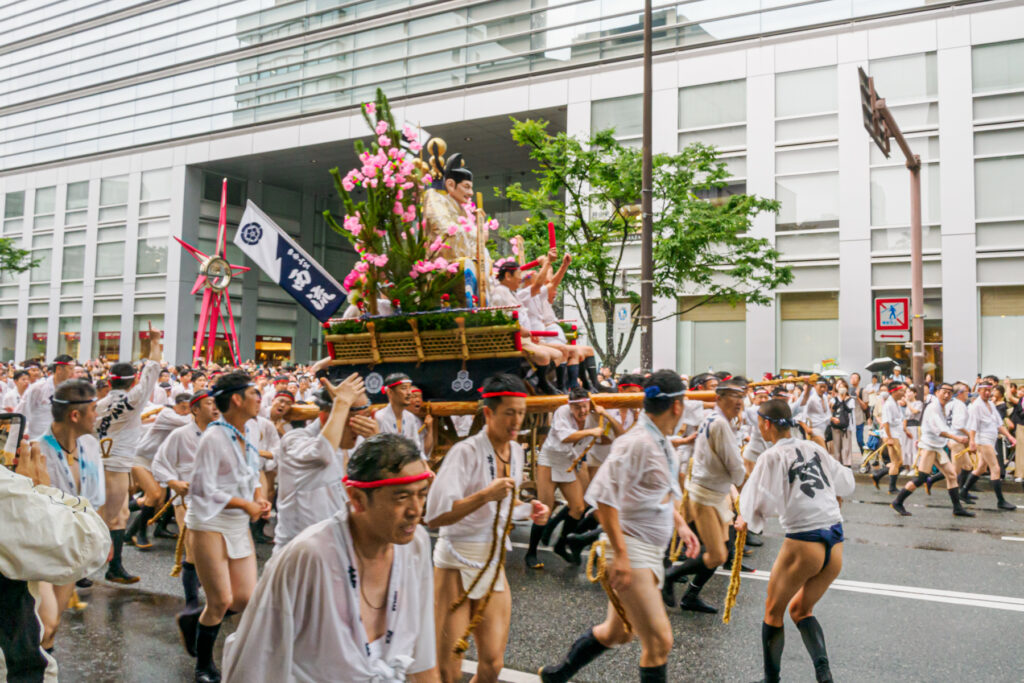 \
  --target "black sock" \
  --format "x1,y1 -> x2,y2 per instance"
557,363 -> 568,390
583,356 -> 600,390
135,506 -> 154,539
181,562 -> 200,611
575,512 -> 599,535
762,622 -> 784,683
888,473 -> 899,492
554,514 -> 581,554
892,487 -> 912,505
527,522 -> 546,557
689,559 -> 717,589
542,505 -> 570,545
567,364 -> 580,389
109,529 -> 125,568
872,468 -> 886,482
666,555 -> 705,584
541,628 -> 609,682
195,621 -> 221,672
639,664 -> 667,683
992,479 -> 1008,503
962,473 -> 979,493
957,469 -> 967,488
796,616 -> 832,682
926,473 -> 944,487
947,488 -> 966,511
